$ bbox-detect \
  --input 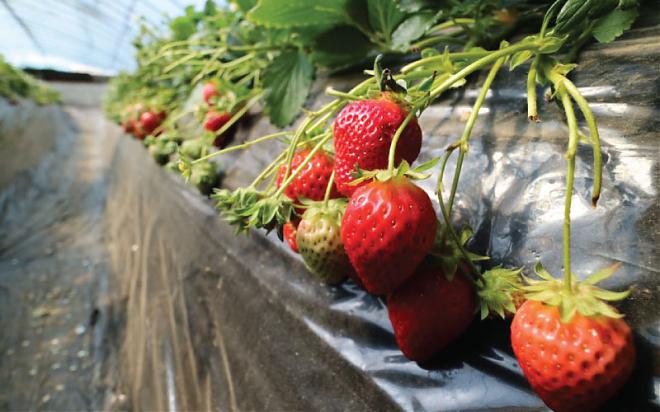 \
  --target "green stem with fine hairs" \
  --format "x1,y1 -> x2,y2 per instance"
447,56 -> 505,214
192,130 -> 290,164
387,111 -> 416,172
323,171 -> 335,208
429,42 -> 541,99
557,75 -> 602,206
274,133 -> 333,197
437,147 -> 483,280
556,84 -> 579,293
